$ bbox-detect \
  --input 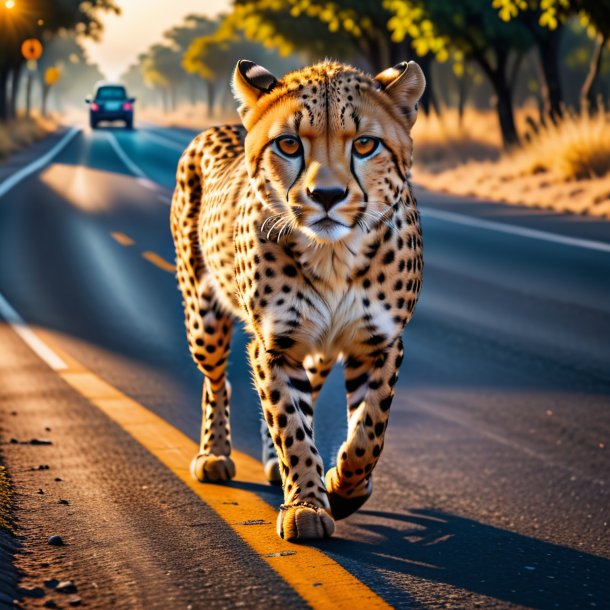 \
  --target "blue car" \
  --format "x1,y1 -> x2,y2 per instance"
86,84 -> 135,129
